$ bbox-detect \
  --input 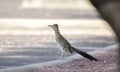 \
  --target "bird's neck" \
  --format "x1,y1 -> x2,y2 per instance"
53,28 -> 62,39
